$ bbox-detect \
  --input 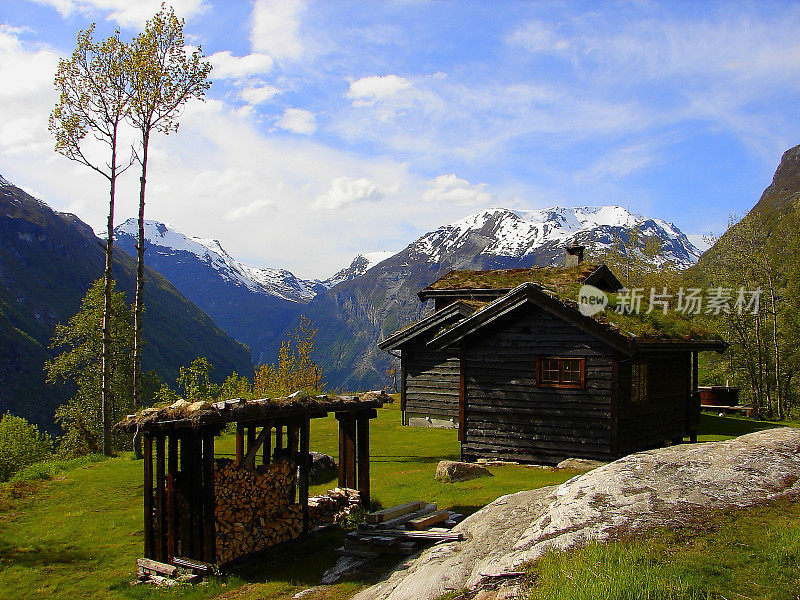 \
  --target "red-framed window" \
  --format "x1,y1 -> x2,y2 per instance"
537,357 -> 586,389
